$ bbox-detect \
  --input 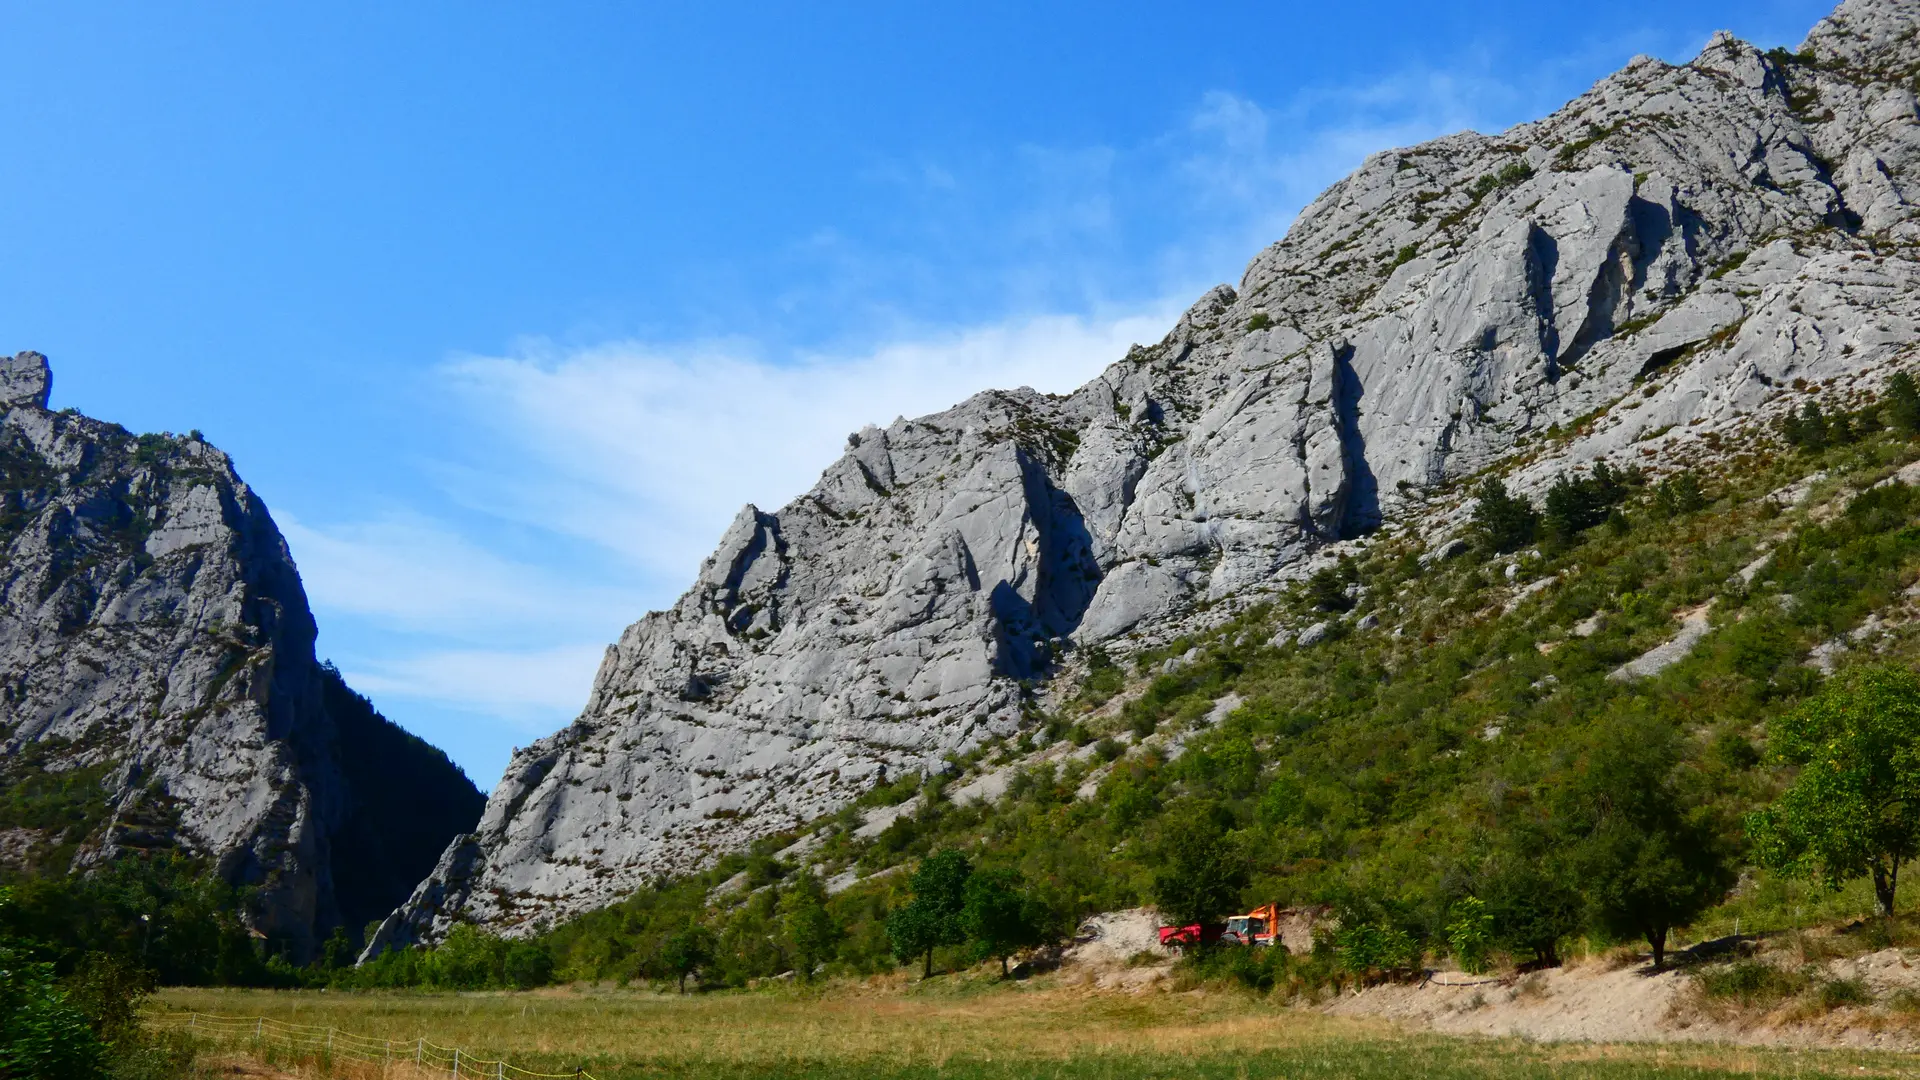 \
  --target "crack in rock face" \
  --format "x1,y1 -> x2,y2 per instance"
375,0 -> 1920,946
